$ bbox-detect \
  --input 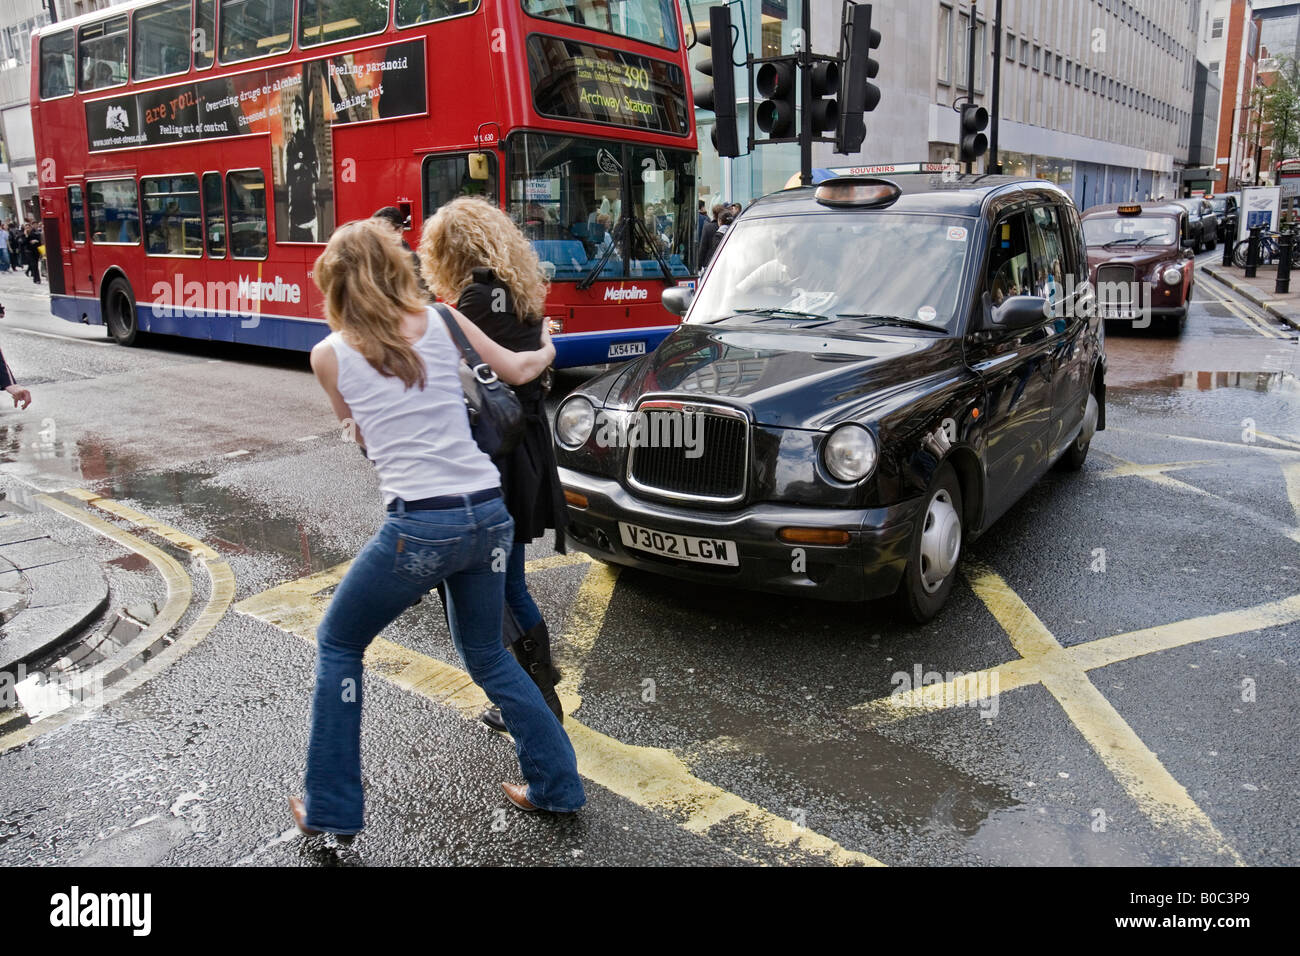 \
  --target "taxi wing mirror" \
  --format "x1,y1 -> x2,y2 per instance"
988,294 -> 1050,330
662,286 -> 693,317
